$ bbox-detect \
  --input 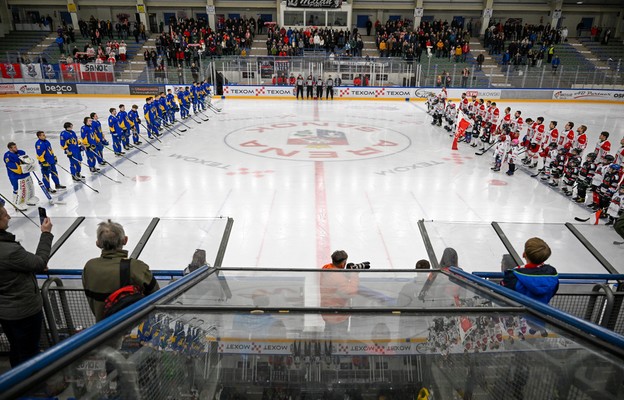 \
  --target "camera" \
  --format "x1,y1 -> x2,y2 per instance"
346,261 -> 370,270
